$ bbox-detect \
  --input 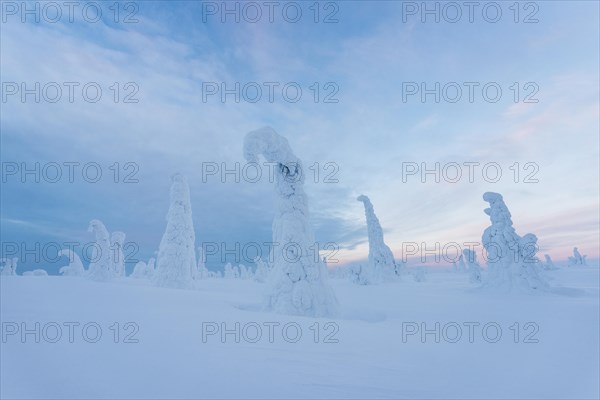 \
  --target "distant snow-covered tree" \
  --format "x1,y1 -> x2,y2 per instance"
110,231 -> 126,277
0,258 -> 18,276
543,254 -> 558,270
58,249 -> 85,277
463,249 -> 482,284
253,256 -> 270,283
195,247 -> 209,280
457,254 -> 467,272
130,261 -> 148,279
154,173 -> 197,289
239,264 -> 253,280
357,194 -> 402,284
349,264 -> 369,285
244,127 -> 338,316
88,219 -> 113,281
481,192 -> 548,292
223,262 -> 235,279
568,247 -> 587,266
